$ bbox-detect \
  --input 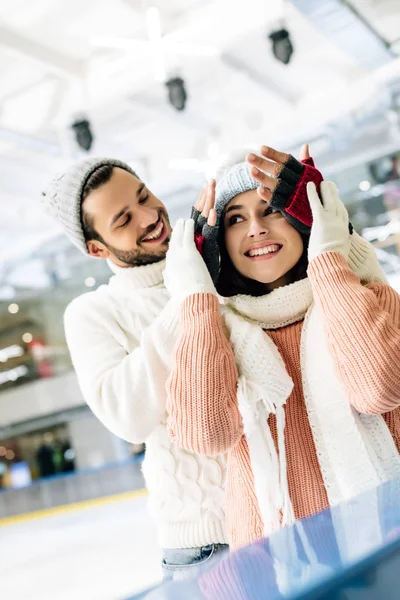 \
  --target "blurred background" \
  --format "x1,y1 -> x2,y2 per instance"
0,0 -> 399,598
